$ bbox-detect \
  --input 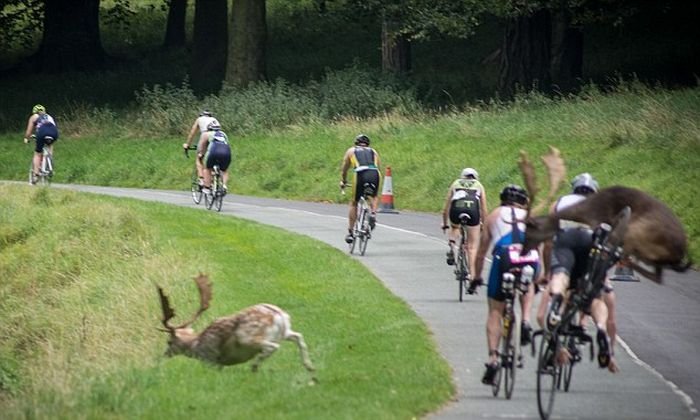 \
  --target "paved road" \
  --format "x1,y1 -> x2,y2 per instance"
50,185 -> 700,419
